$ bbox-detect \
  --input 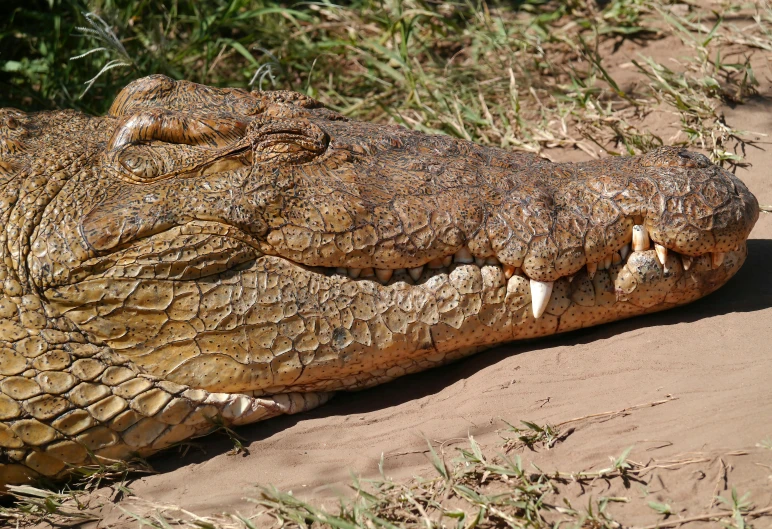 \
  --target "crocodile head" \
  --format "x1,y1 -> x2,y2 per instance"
0,76 -> 758,486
